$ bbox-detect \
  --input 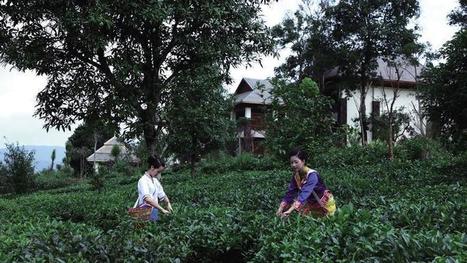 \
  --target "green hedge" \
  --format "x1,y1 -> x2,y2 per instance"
0,147 -> 465,262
